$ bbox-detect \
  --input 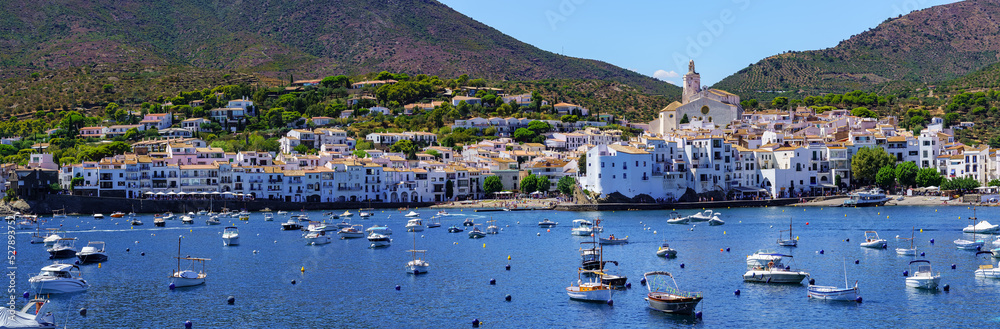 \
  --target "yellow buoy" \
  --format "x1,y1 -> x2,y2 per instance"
98,263 -> 102,268
507,255 -> 511,260
482,243 -> 486,248
887,215 -> 889,218
878,212 -> 880,215
920,229 -> 923,233
723,231 -> 726,235
796,236 -> 799,240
